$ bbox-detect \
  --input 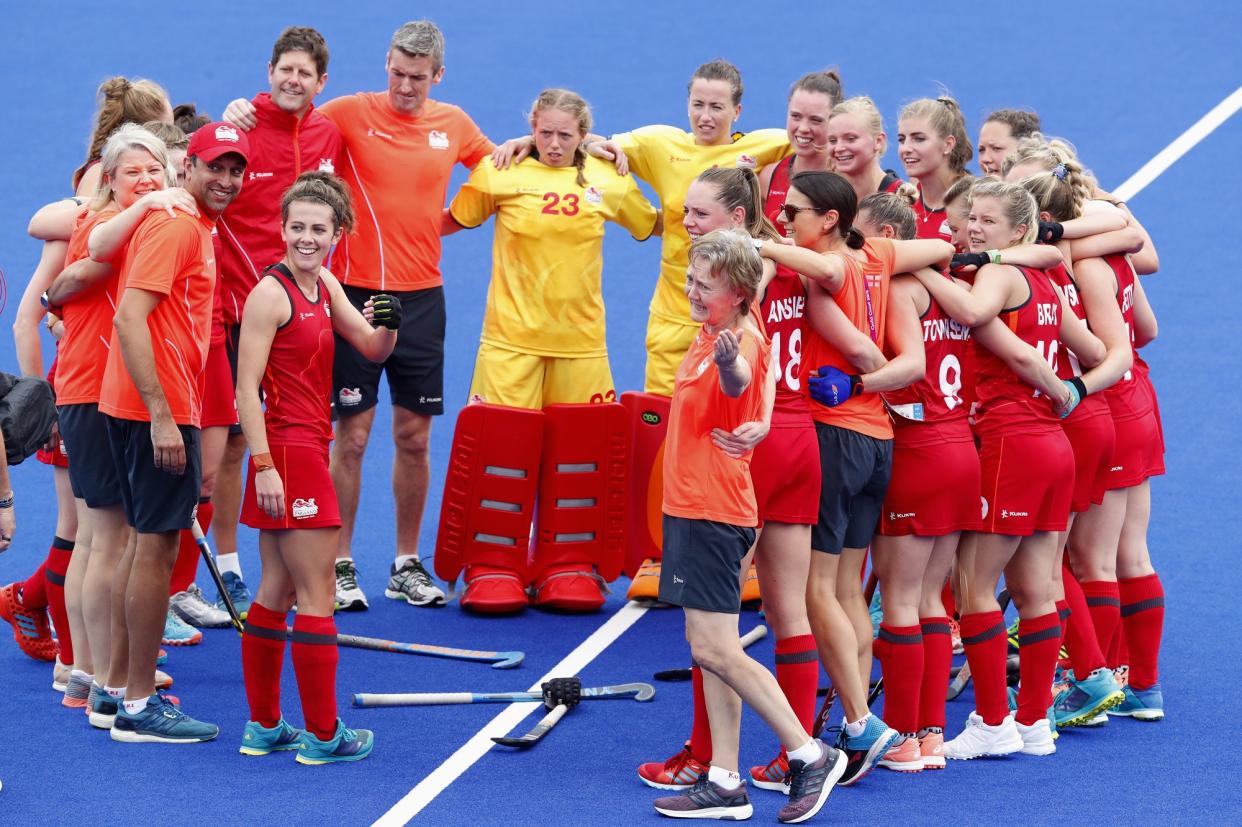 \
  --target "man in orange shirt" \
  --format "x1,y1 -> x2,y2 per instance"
98,123 -> 249,744
225,20 -> 494,611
